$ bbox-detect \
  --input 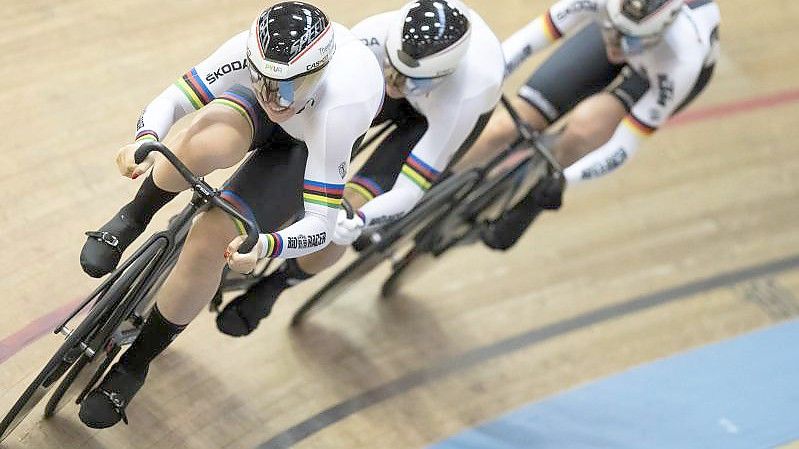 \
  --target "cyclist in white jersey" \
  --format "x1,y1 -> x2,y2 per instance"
77,2 -> 383,428
215,0 -> 505,337
461,0 -> 721,250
